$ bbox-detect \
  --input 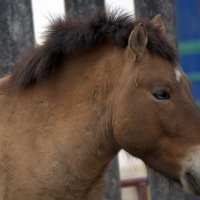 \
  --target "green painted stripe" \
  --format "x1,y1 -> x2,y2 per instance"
188,72 -> 200,82
179,40 -> 200,55
196,101 -> 200,108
